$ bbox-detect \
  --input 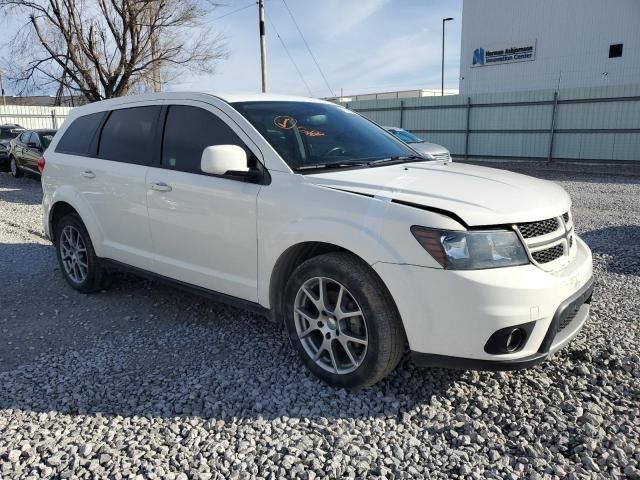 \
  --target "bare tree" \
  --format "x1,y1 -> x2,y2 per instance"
1,0 -> 228,100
